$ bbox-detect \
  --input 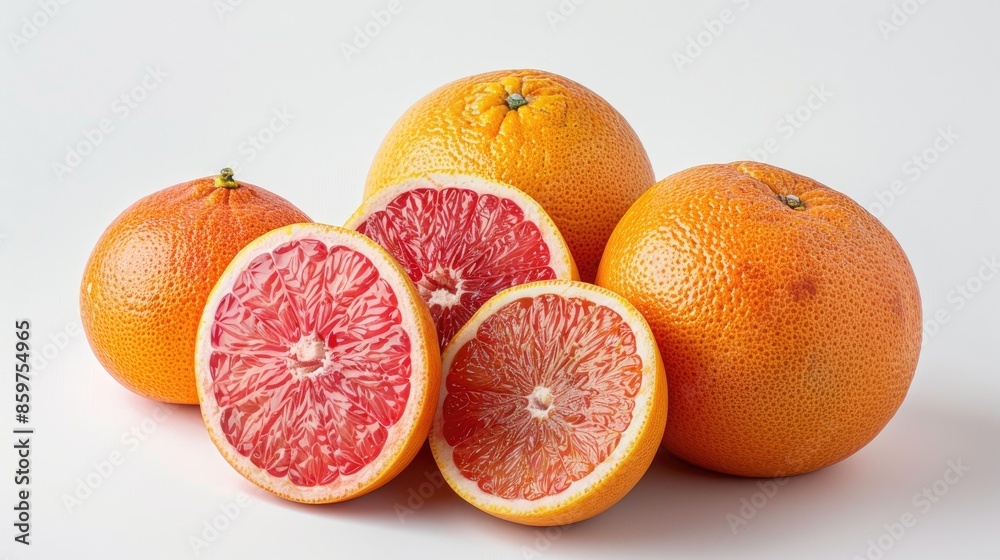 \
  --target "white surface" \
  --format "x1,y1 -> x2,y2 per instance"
1,1 -> 998,558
